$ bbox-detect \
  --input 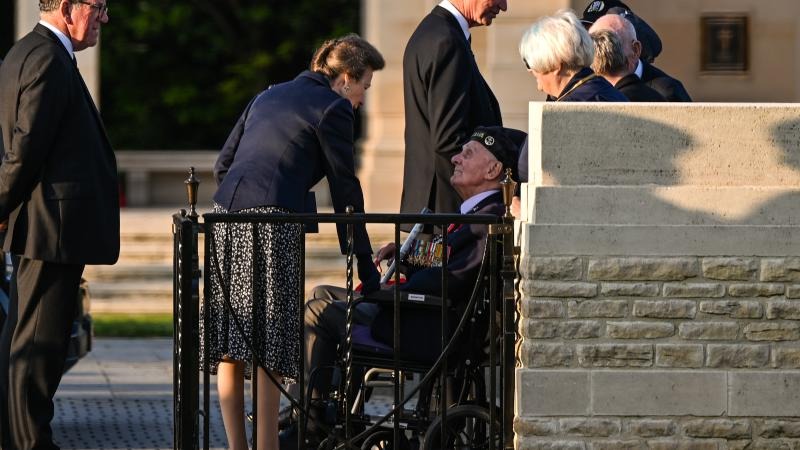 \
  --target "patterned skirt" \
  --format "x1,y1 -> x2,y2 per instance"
200,203 -> 301,382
